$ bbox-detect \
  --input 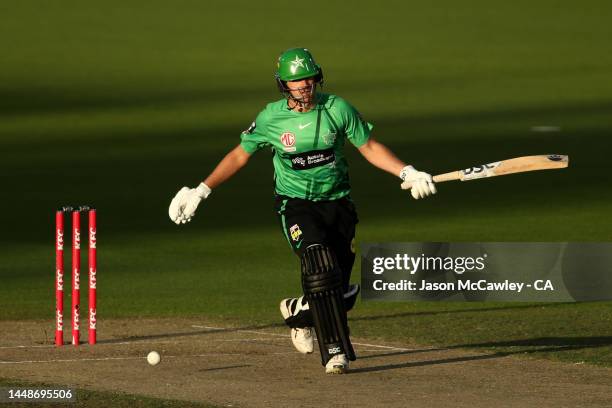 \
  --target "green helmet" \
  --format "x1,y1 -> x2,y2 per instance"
274,48 -> 323,92
275,48 -> 322,82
